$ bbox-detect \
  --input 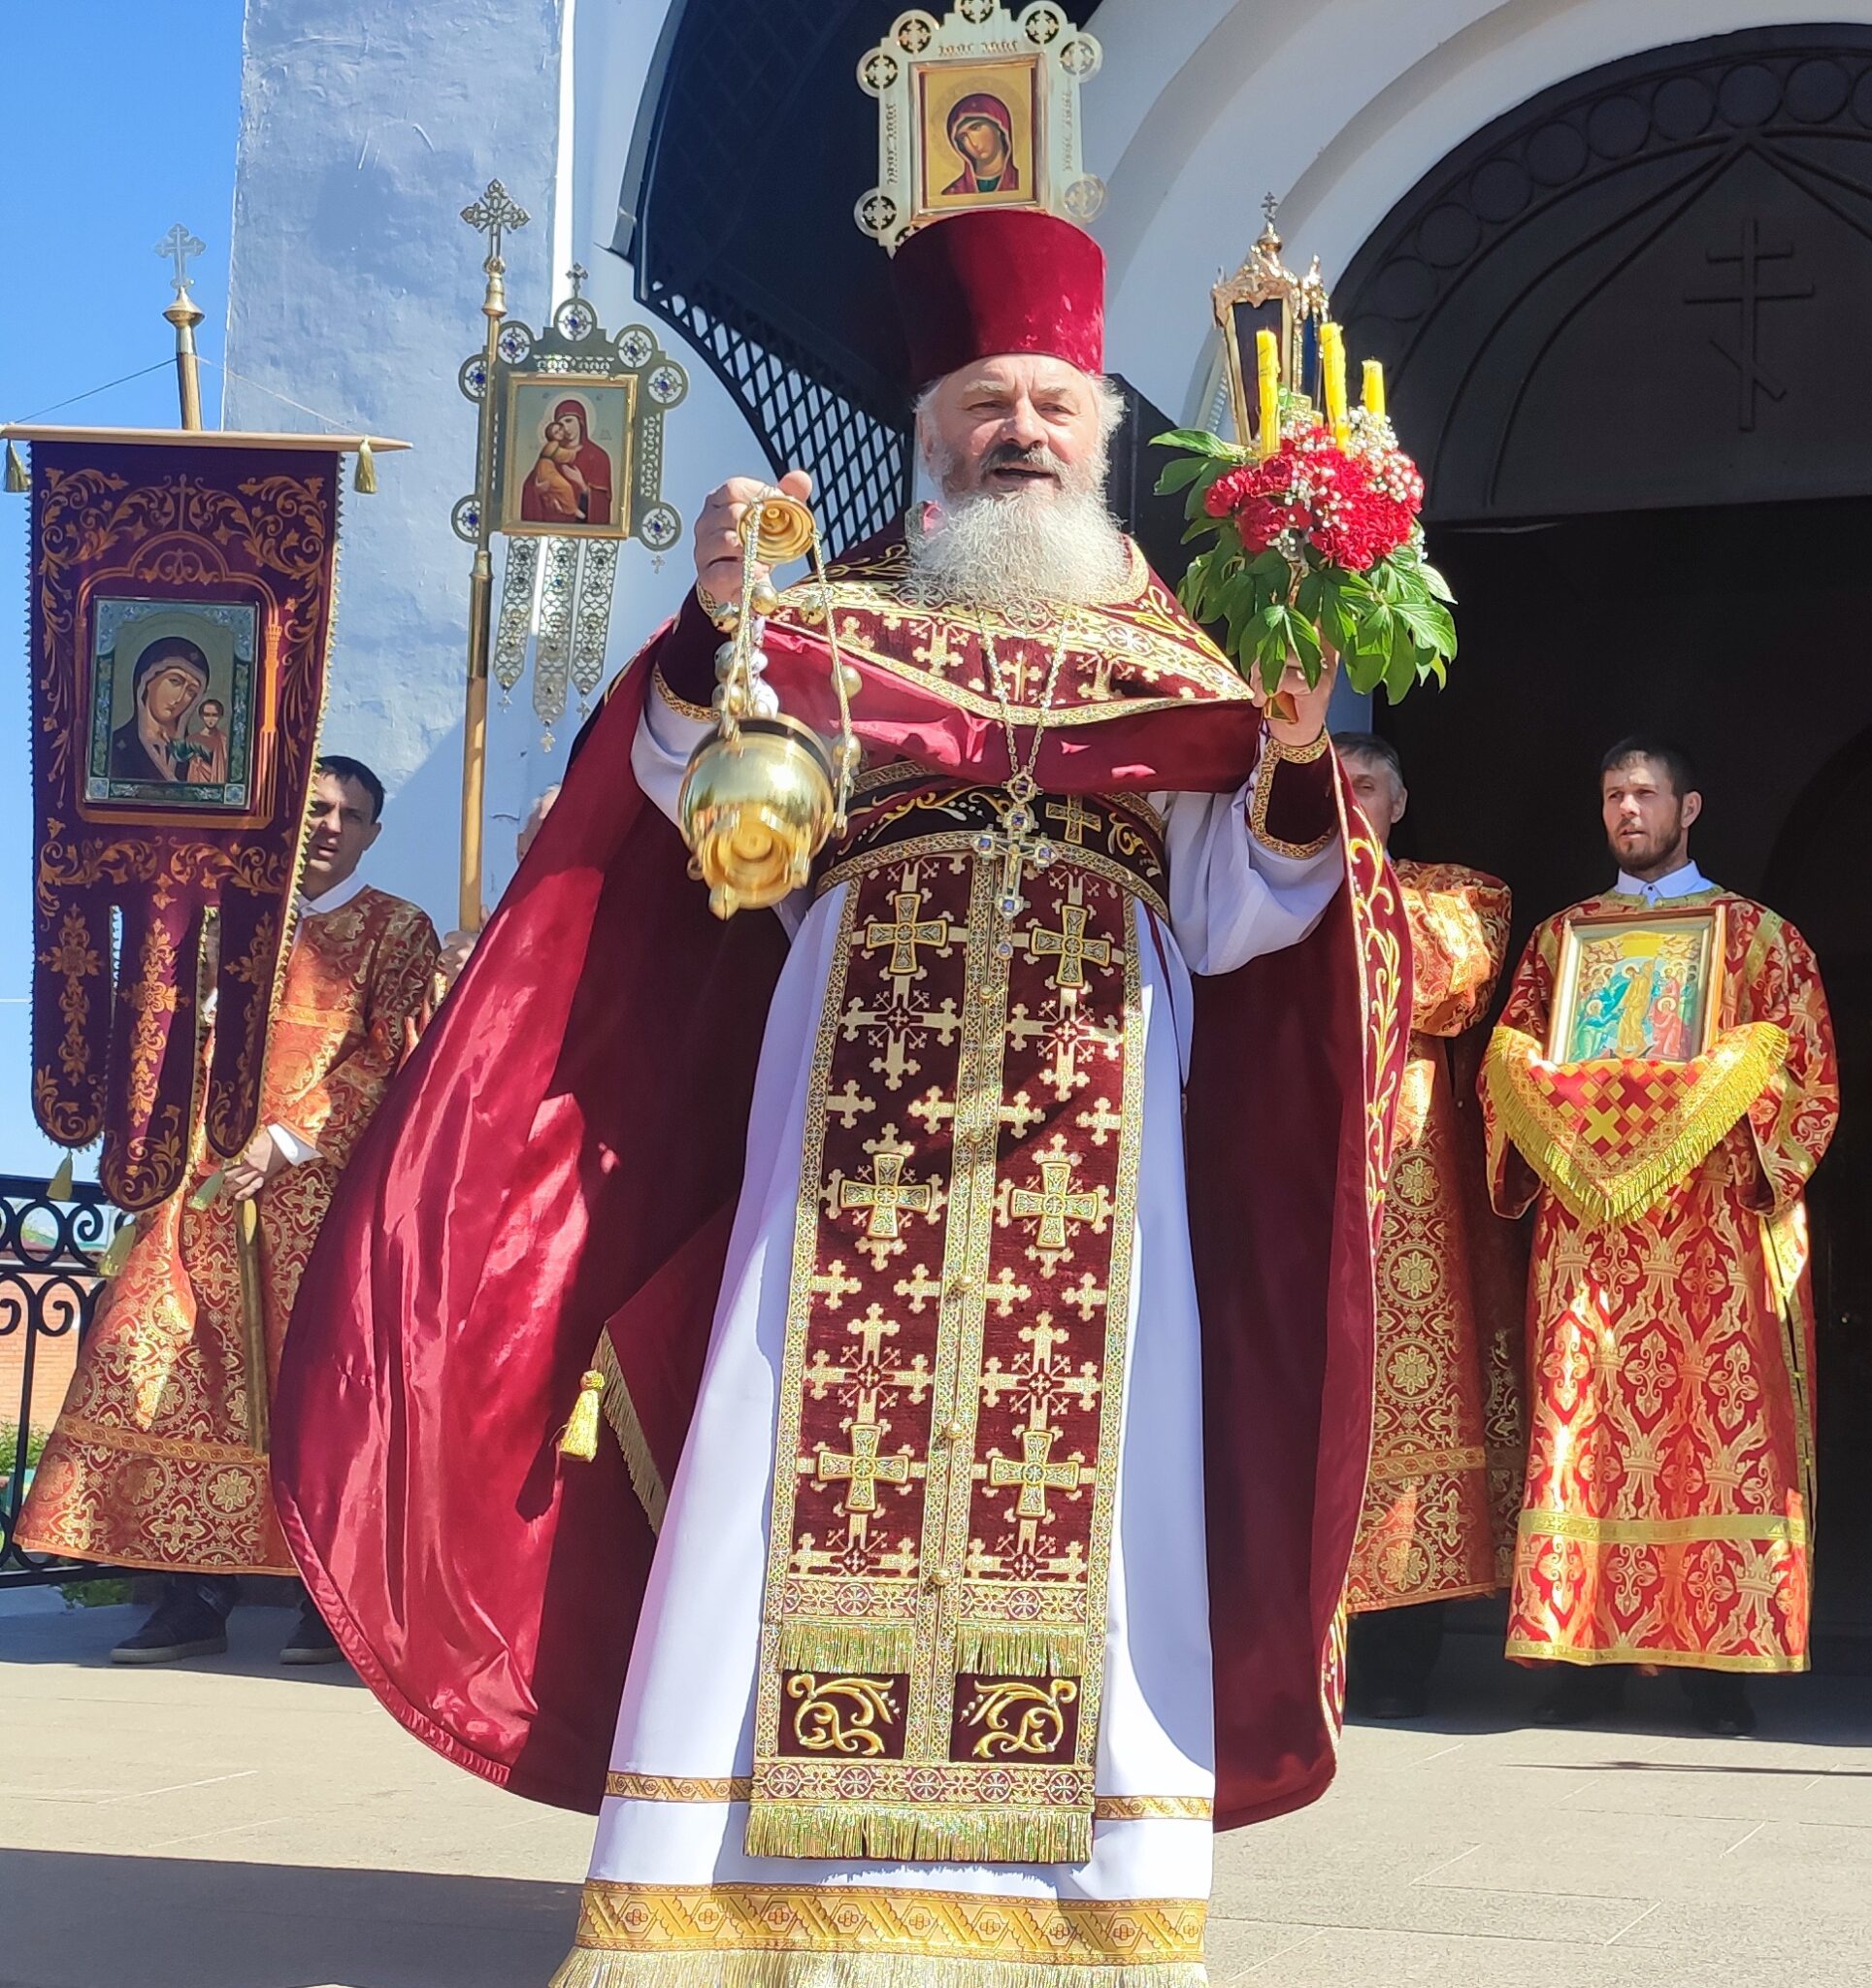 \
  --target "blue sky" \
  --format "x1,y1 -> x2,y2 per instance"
1,4 -> 245,1177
